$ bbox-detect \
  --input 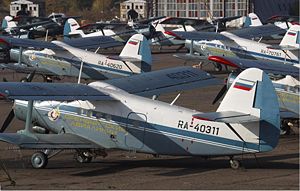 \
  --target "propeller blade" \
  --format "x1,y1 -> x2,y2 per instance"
0,110 -> 15,133
212,85 -> 227,105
